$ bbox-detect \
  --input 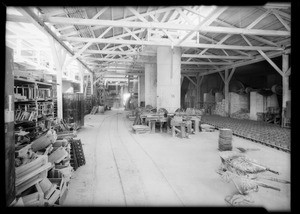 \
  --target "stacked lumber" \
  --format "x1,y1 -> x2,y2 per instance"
218,129 -> 233,151
132,125 -> 151,134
